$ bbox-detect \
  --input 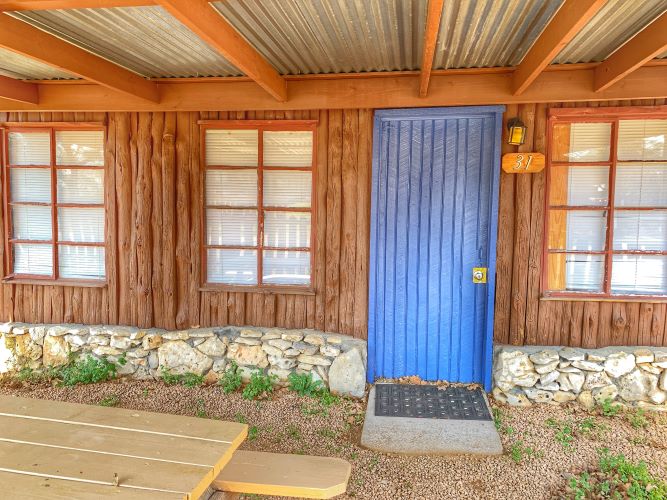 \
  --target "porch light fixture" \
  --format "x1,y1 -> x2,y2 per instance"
506,118 -> 527,146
